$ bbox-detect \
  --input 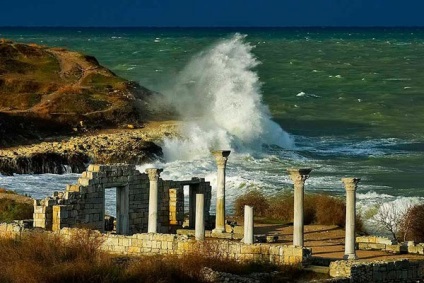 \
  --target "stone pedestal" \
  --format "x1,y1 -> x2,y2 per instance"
212,150 -> 231,233
146,168 -> 163,233
288,168 -> 312,247
195,194 -> 205,241
342,178 -> 360,260
244,205 -> 254,244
